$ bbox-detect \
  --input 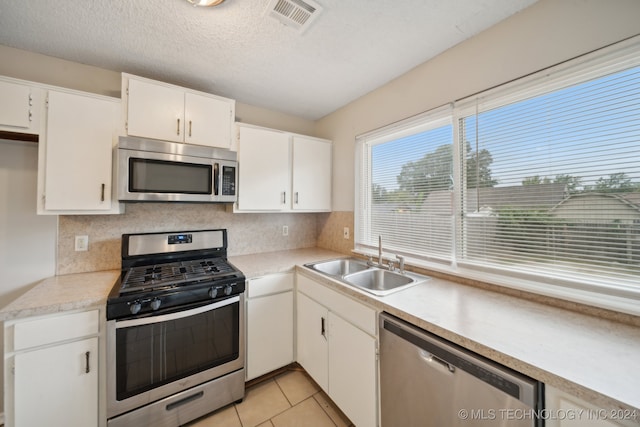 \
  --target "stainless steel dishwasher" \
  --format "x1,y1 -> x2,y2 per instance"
380,313 -> 543,427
